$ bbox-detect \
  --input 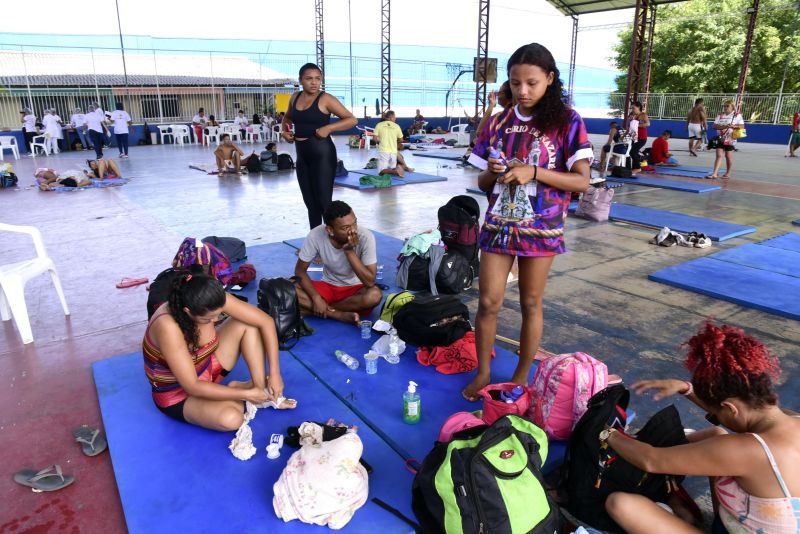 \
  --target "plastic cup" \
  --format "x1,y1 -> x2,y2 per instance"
360,320 -> 372,339
376,264 -> 384,280
364,352 -> 378,375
